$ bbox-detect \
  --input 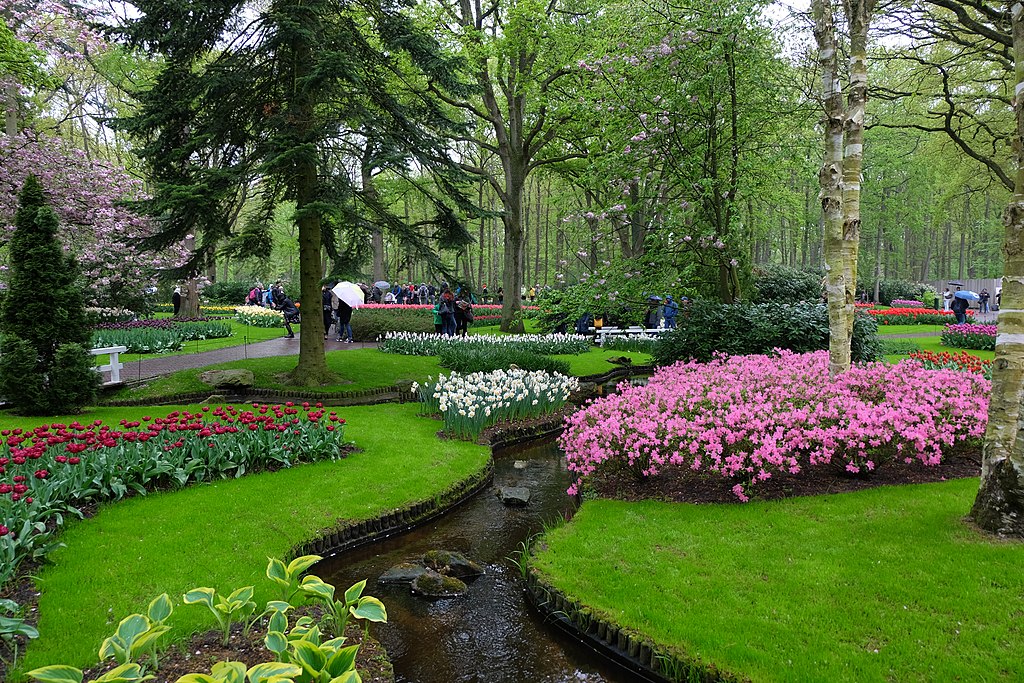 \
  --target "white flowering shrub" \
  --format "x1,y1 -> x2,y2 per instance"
235,305 -> 284,327
379,331 -> 591,356
413,369 -> 580,439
